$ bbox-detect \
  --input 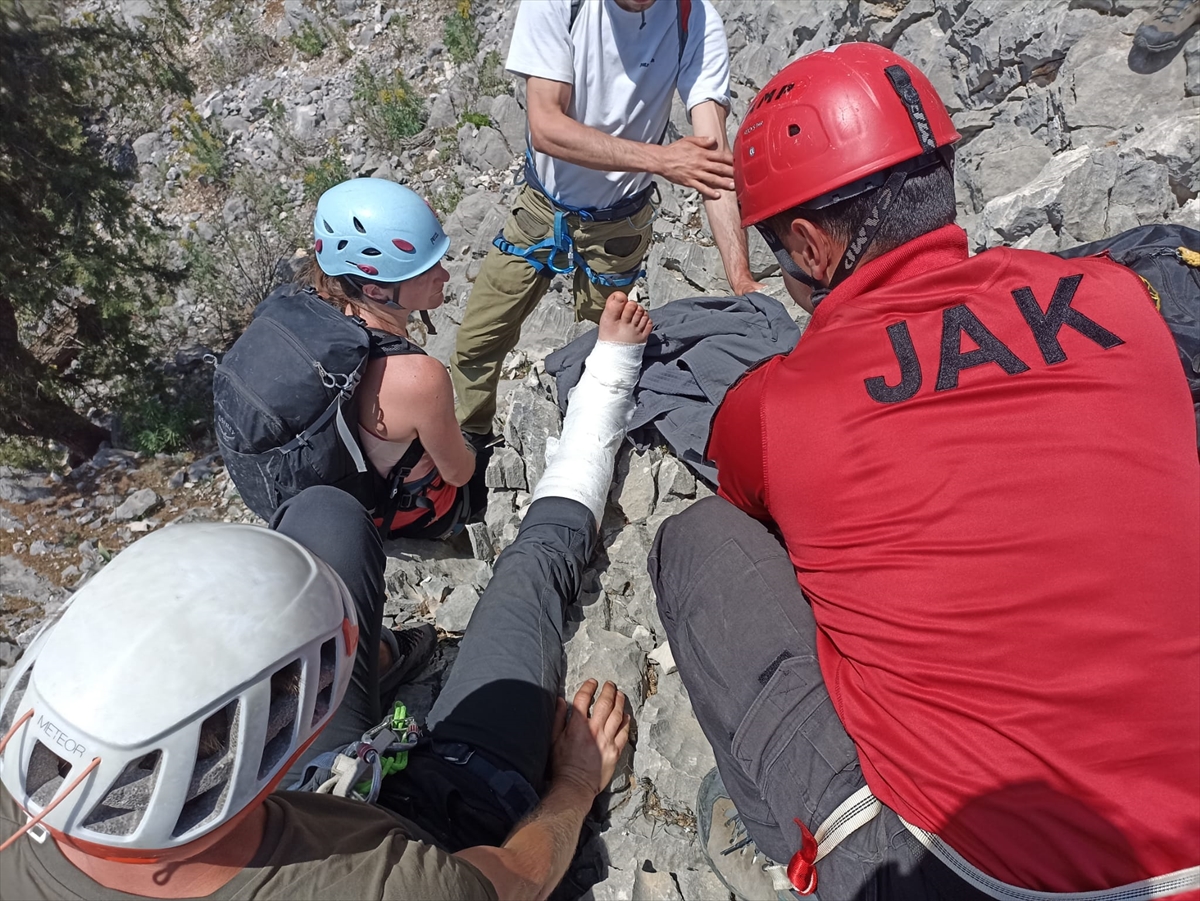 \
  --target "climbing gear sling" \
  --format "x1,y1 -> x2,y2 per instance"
290,702 -> 422,803
781,786 -> 1200,899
